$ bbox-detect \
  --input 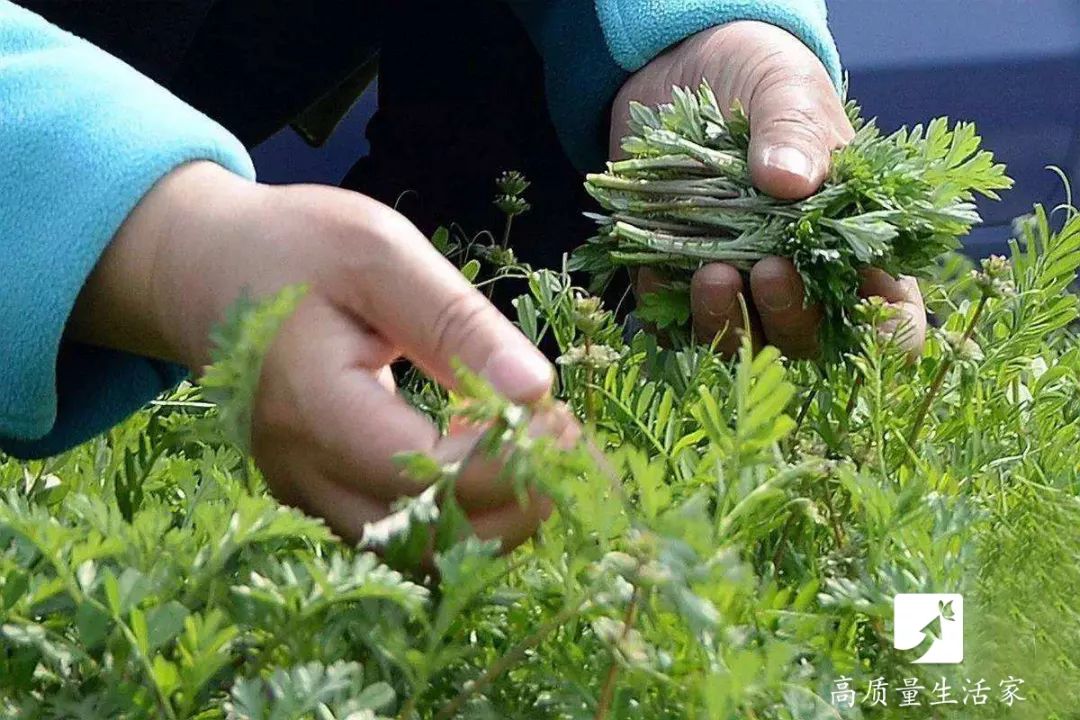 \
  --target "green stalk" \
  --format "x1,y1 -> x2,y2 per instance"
613,222 -> 769,262
585,173 -> 741,198
500,213 -> 514,249
593,587 -> 641,720
608,195 -> 775,213
610,213 -> 710,235
906,295 -> 988,447
638,127 -> 747,175
609,154 -> 710,175
433,599 -> 589,720
584,336 -> 598,423
785,387 -> 818,462
717,462 -> 824,538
